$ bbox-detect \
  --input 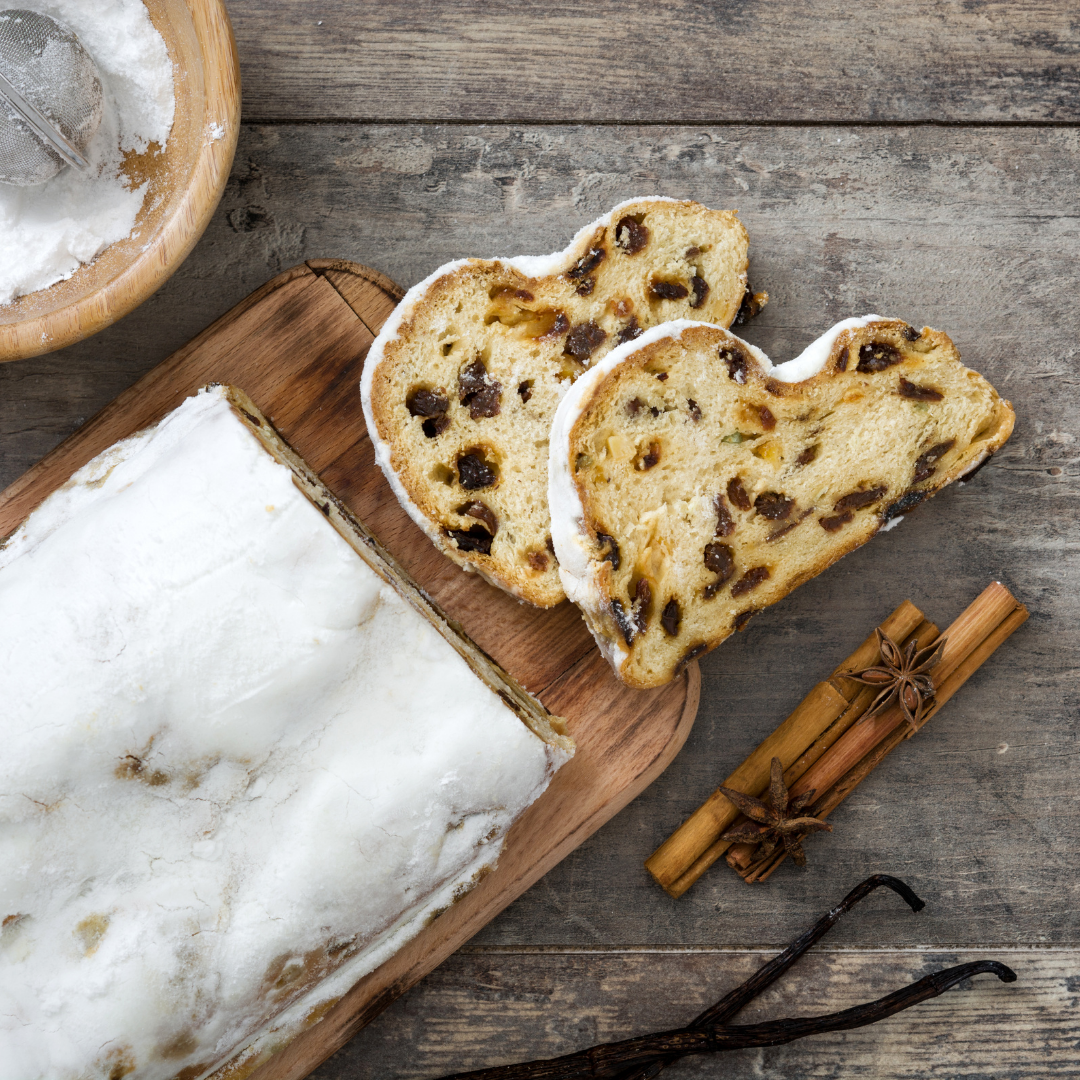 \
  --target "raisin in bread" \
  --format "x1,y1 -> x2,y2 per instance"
361,197 -> 757,607
549,316 -> 1015,688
